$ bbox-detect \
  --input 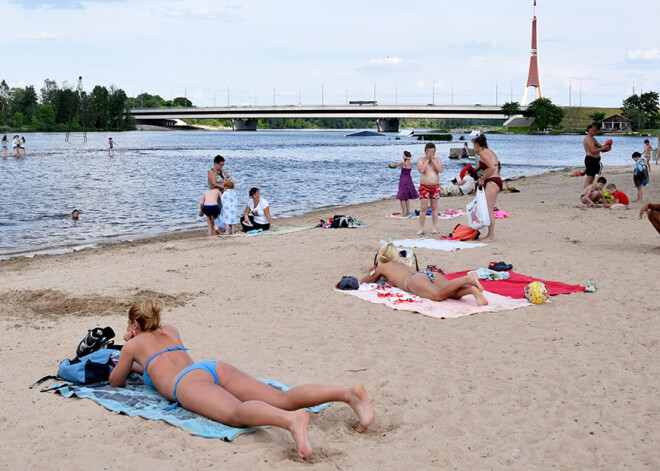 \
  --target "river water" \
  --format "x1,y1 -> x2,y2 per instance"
0,129 -> 645,258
